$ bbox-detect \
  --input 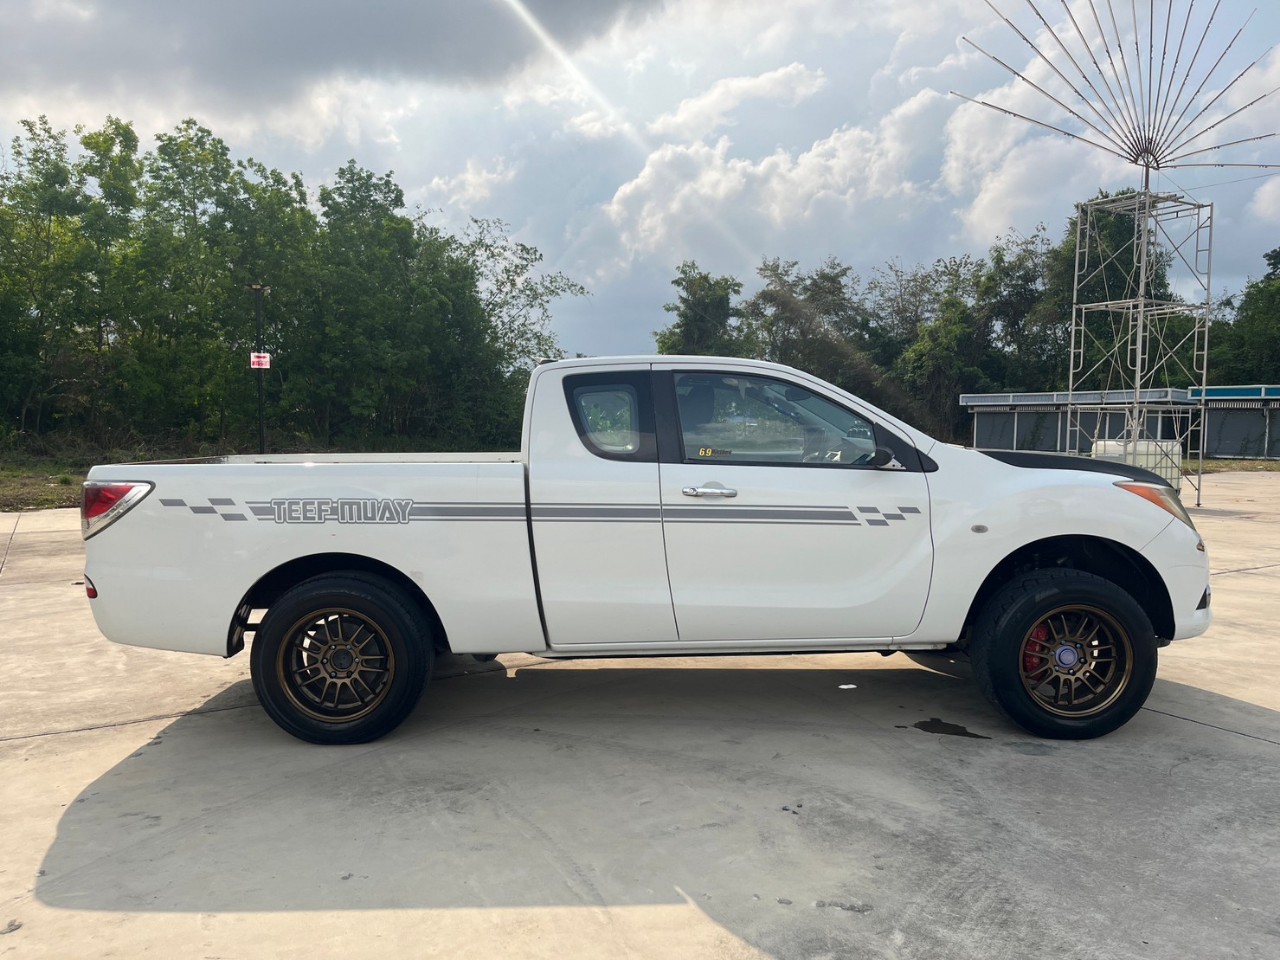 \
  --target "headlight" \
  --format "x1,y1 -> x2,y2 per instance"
1115,481 -> 1196,531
